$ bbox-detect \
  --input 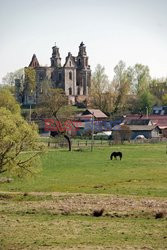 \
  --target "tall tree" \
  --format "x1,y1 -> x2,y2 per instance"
2,68 -> 24,86
138,91 -> 155,114
90,64 -> 111,113
0,90 -> 42,175
133,64 -> 151,94
150,78 -> 167,105
112,61 -> 132,114
24,67 -> 36,92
